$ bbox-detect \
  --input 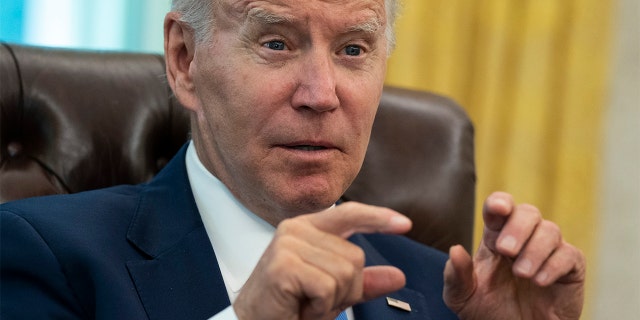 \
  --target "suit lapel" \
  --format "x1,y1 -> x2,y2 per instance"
351,234 -> 434,320
126,145 -> 230,320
